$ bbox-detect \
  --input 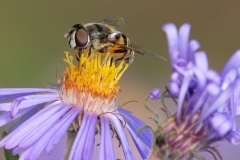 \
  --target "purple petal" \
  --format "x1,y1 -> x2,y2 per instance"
10,94 -> 59,118
12,147 -> 21,156
194,51 -> 208,73
0,103 -> 43,127
189,40 -> 200,53
186,88 -> 208,122
198,86 -> 232,124
99,115 -> 116,160
0,94 -> 28,102
221,50 -> 240,77
10,97 -> 26,118
236,106 -> 240,116
107,113 -> 134,160
69,112 -> 97,160
115,113 -> 150,159
207,83 -> 221,96
0,103 -> 12,111
20,118 -> 64,160
17,104 -> 72,148
162,23 -> 179,64
176,71 -> 192,123
9,107 -> 39,133
0,88 -> 56,96
126,123 -> 149,159
149,88 -> 161,100
207,69 -> 221,85
193,67 -> 206,90
209,113 -> 233,137
179,23 -> 191,60
19,148 -> 31,160
227,129 -> 240,145
221,69 -> 237,91
117,107 -> 152,148
0,101 -> 62,148
46,107 -> 81,153
25,106 -> 77,159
